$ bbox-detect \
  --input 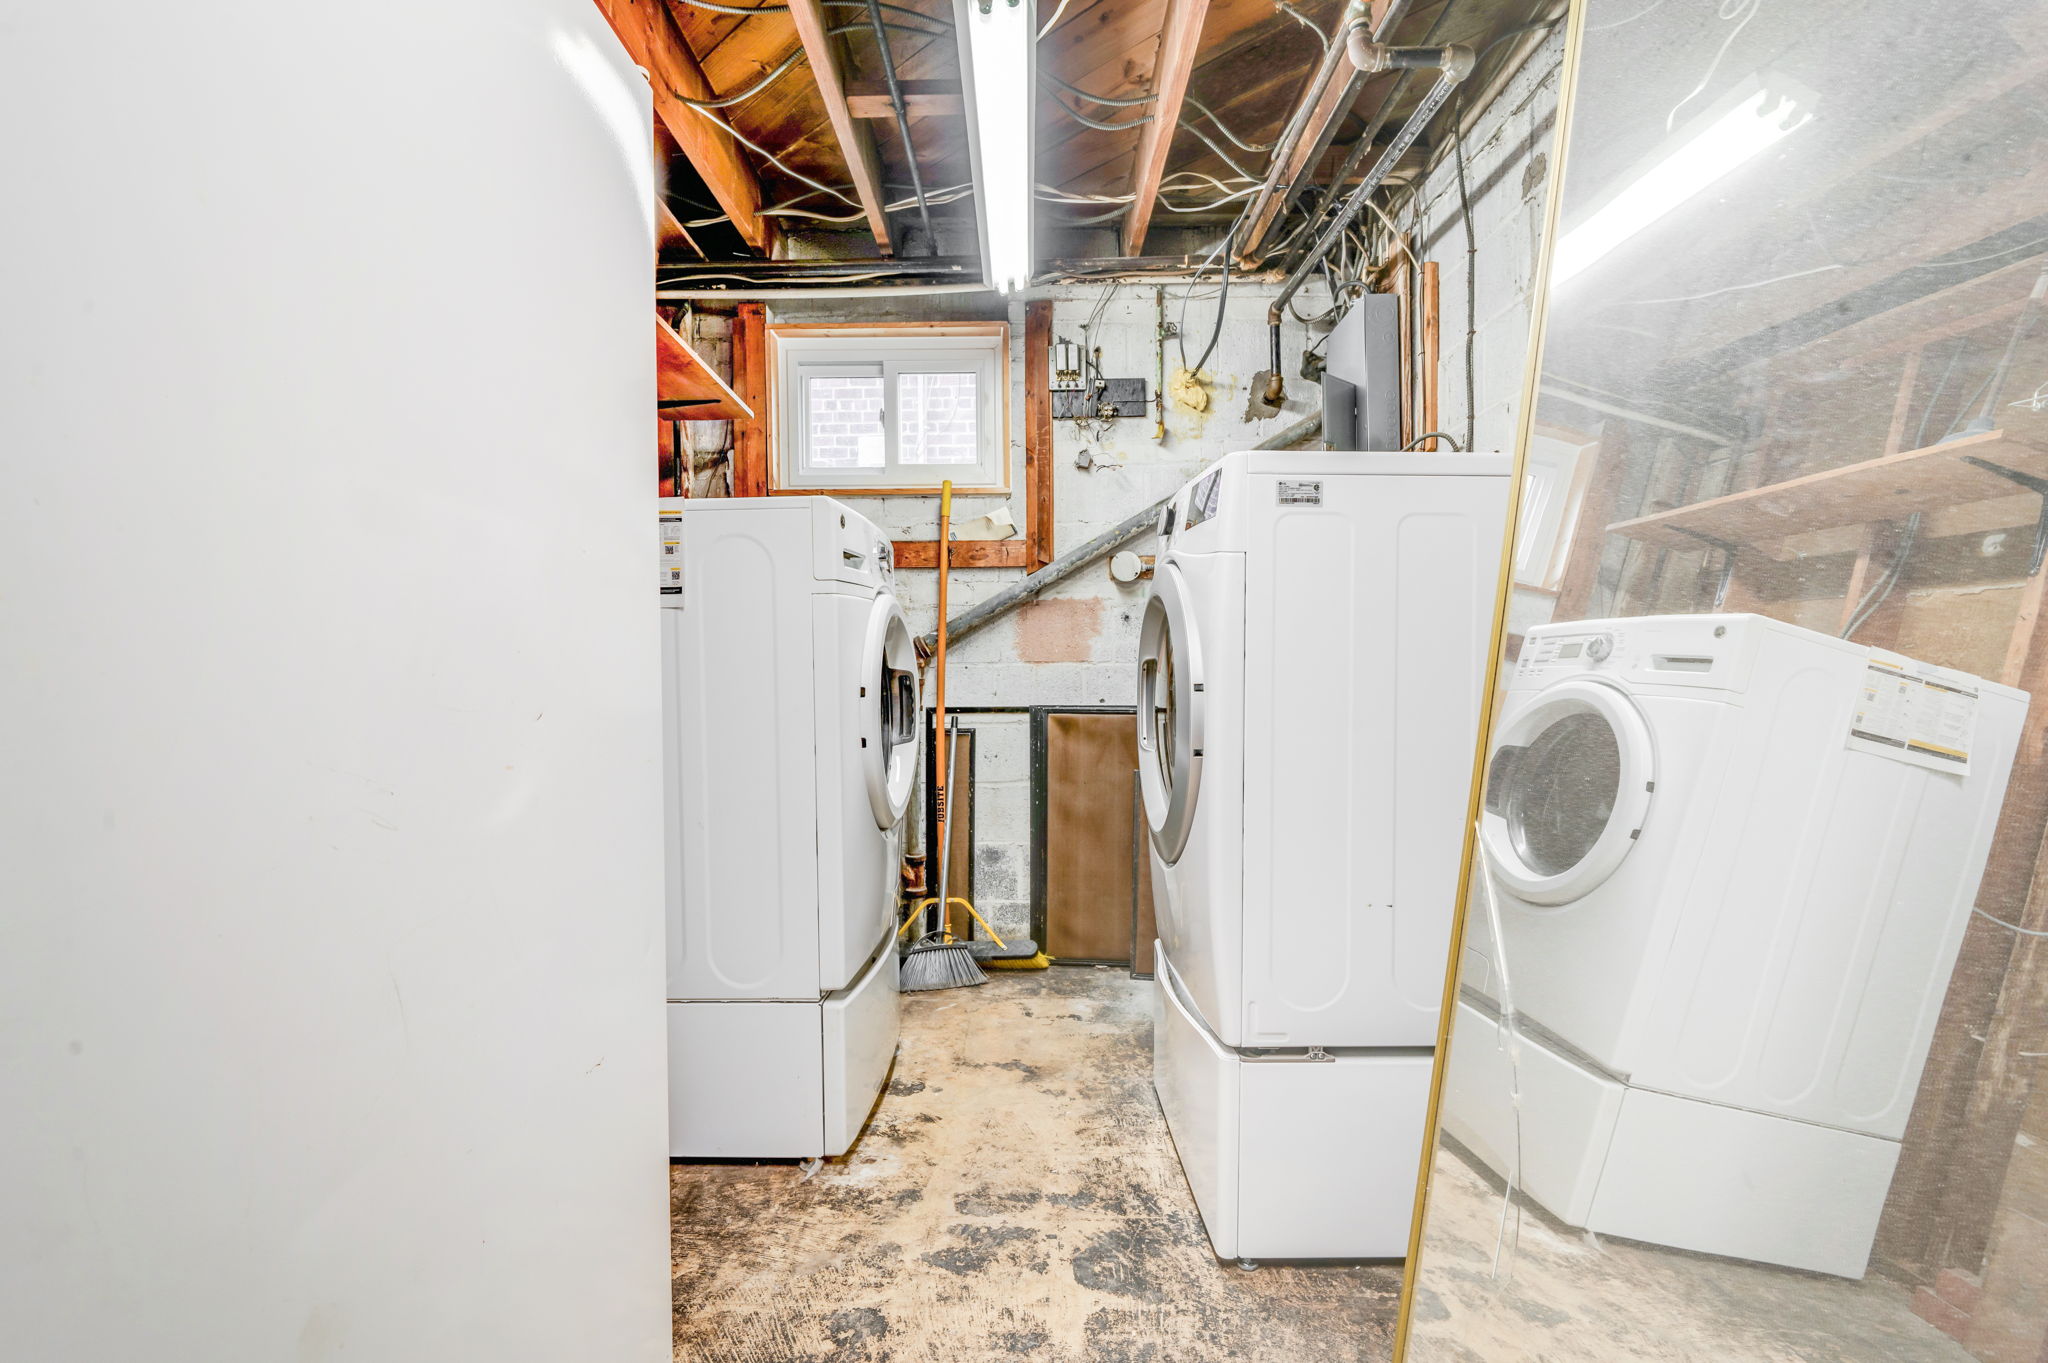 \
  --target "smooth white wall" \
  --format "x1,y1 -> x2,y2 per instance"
0,5 -> 670,1360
